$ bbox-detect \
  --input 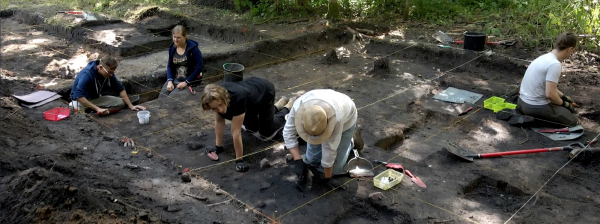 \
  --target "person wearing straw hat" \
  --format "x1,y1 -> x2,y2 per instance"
159,24 -> 204,97
283,89 -> 362,190
69,55 -> 146,114
201,77 -> 295,172
514,33 -> 578,127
